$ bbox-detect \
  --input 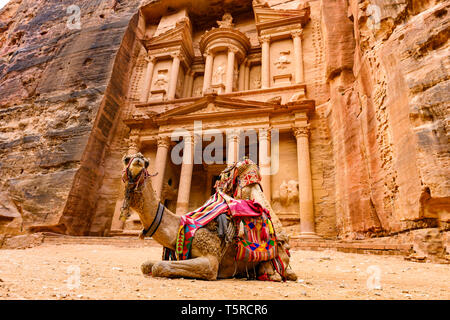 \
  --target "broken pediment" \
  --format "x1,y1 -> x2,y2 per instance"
254,4 -> 310,34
